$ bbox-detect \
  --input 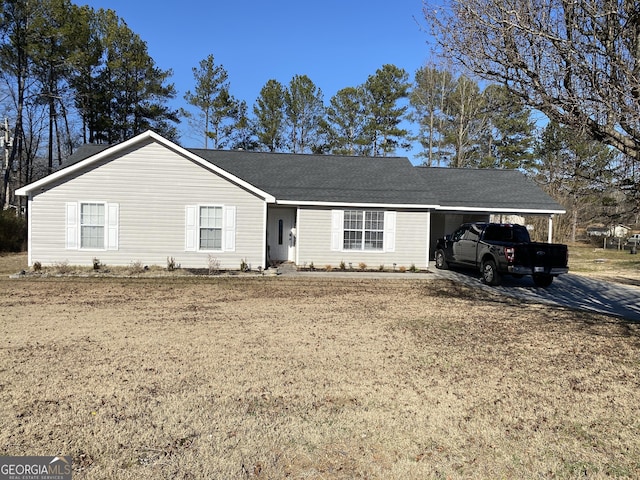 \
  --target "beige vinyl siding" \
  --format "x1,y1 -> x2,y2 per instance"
297,207 -> 431,269
28,141 -> 266,269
